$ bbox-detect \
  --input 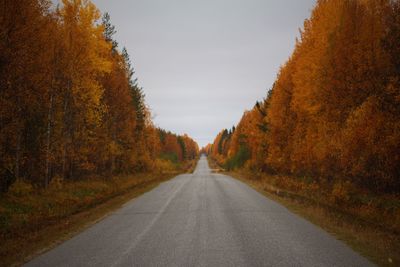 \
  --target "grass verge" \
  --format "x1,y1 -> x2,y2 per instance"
0,164 -> 195,267
225,170 -> 399,267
